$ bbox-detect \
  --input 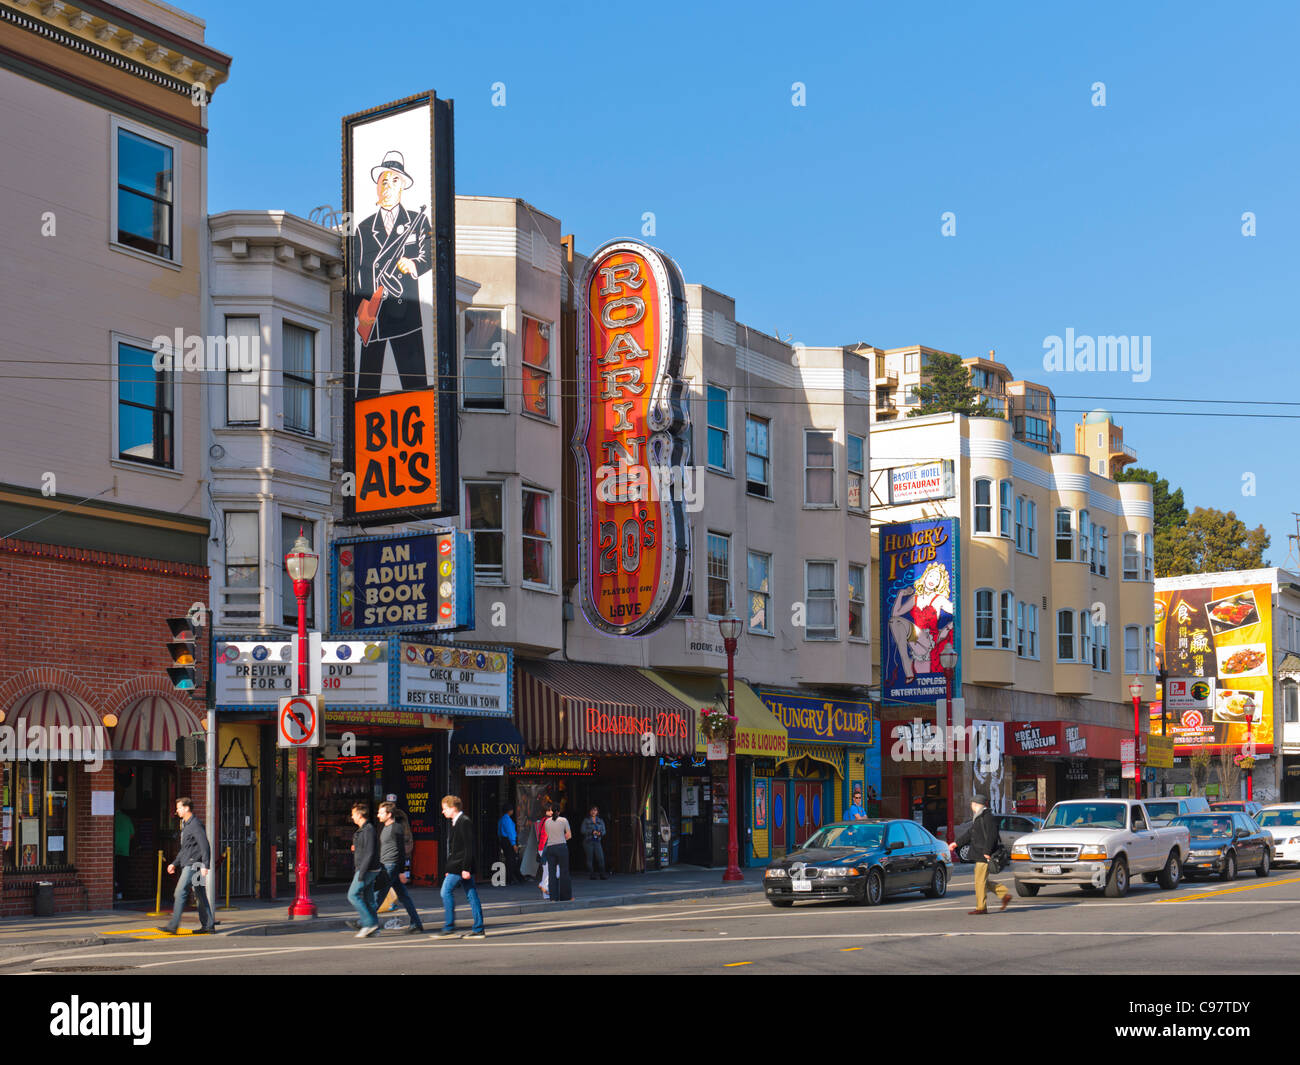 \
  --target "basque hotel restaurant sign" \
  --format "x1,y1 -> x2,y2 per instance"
331,529 -> 474,634
572,239 -> 690,637
342,92 -> 458,526
879,518 -> 960,704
